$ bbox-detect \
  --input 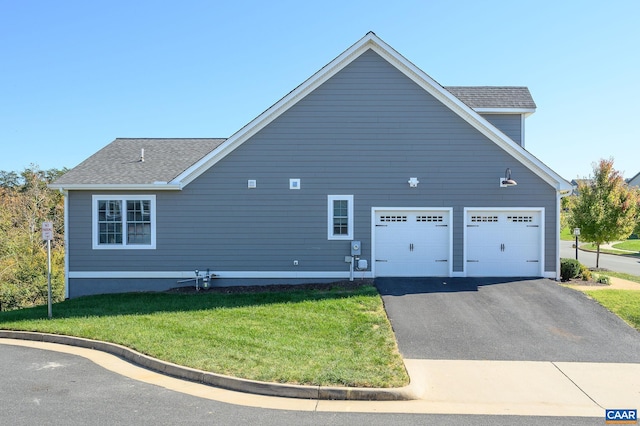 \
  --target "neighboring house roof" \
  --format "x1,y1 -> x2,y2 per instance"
627,172 -> 640,187
51,32 -> 571,193
444,86 -> 536,113
571,179 -> 592,187
51,138 -> 226,190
